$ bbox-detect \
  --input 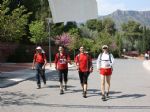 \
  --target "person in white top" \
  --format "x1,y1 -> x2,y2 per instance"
97,45 -> 114,101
